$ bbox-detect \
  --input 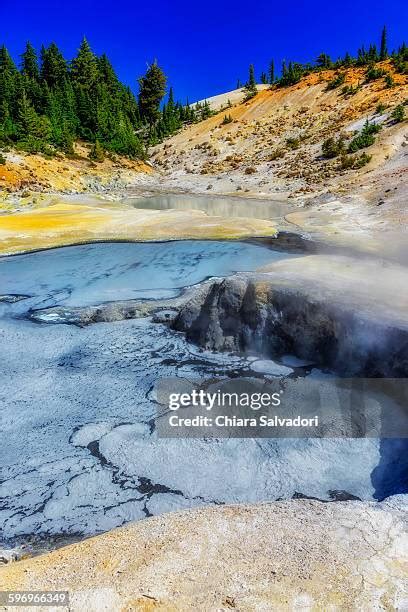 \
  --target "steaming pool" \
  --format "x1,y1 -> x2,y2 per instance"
0,239 -> 404,543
